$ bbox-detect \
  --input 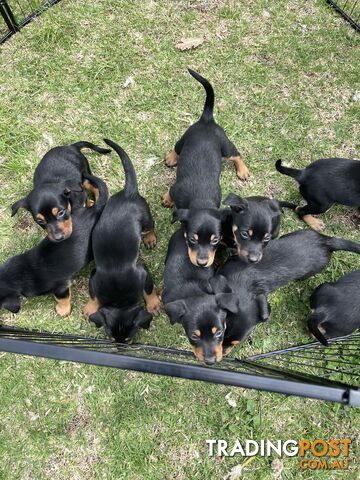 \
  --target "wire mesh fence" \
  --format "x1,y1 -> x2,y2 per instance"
0,326 -> 359,406
327,0 -> 360,30
0,0 -> 60,43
